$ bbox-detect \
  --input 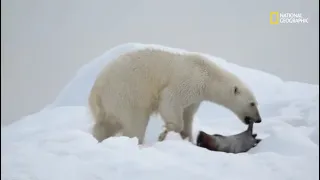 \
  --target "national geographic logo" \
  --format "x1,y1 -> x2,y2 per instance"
270,12 -> 309,24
